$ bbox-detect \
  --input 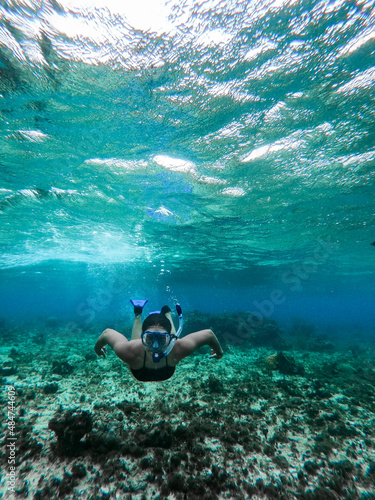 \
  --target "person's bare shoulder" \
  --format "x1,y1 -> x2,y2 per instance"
170,339 -> 185,362
115,339 -> 144,364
